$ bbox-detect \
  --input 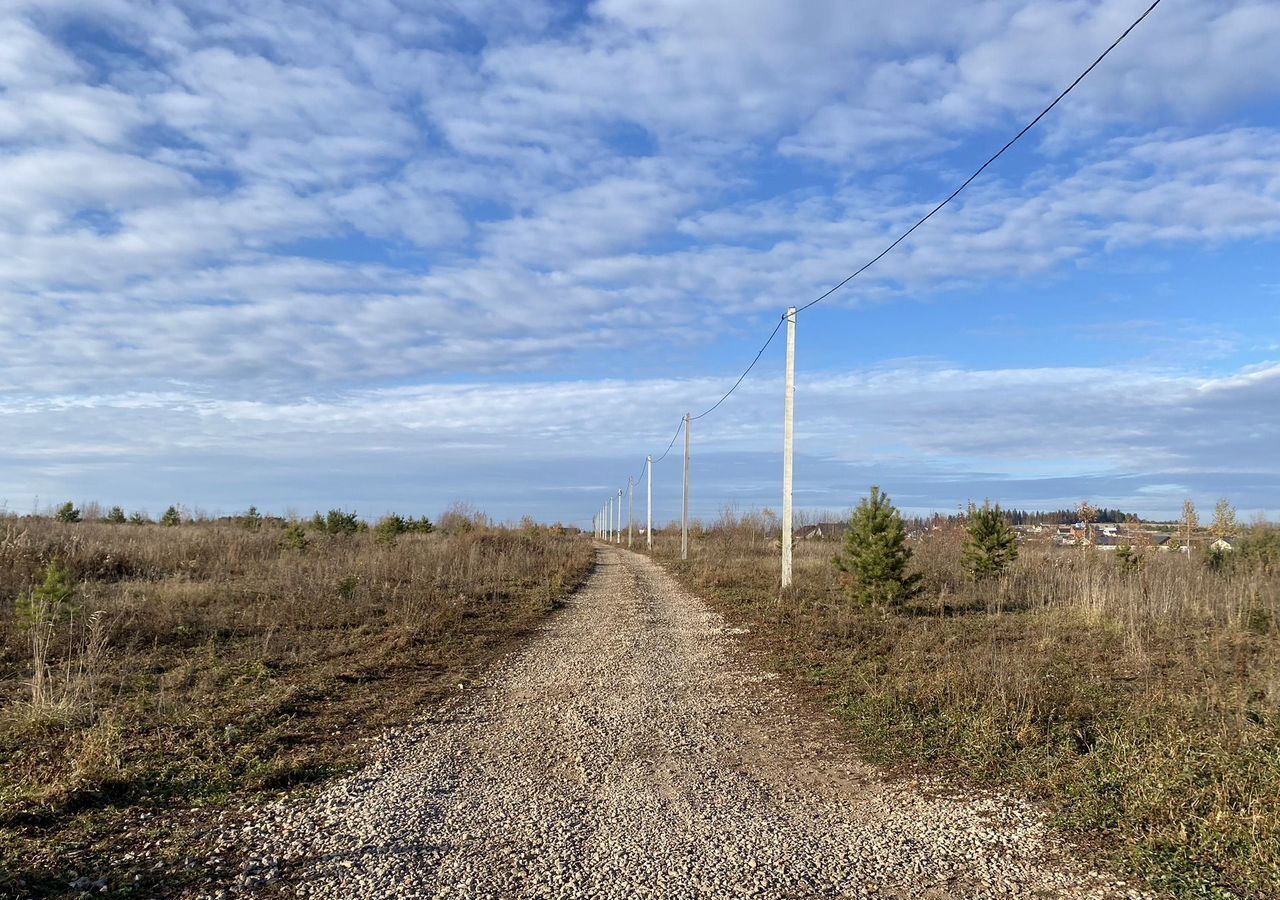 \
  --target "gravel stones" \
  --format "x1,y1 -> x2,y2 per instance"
208,547 -> 1154,899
